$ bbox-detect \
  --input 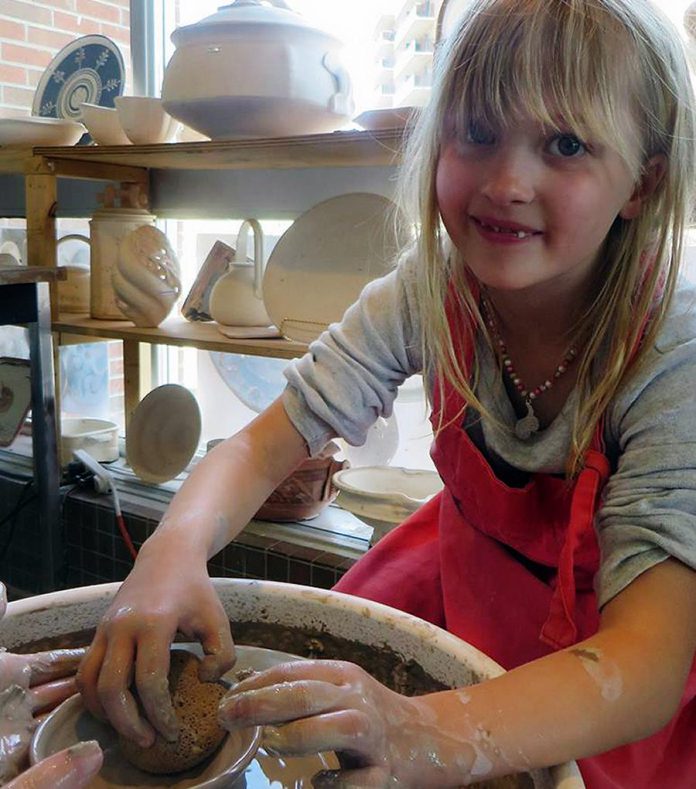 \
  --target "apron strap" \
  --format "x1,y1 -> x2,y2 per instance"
540,447 -> 611,649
